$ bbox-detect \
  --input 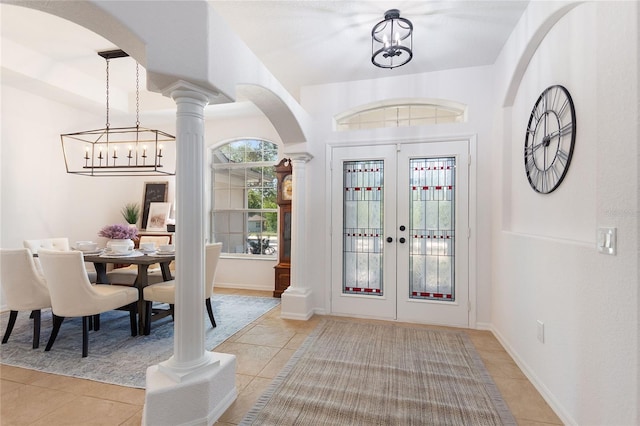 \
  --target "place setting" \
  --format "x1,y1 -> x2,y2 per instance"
100,241 -> 144,258
154,244 -> 175,256
73,241 -> 103,255
138,242 -> 175,257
